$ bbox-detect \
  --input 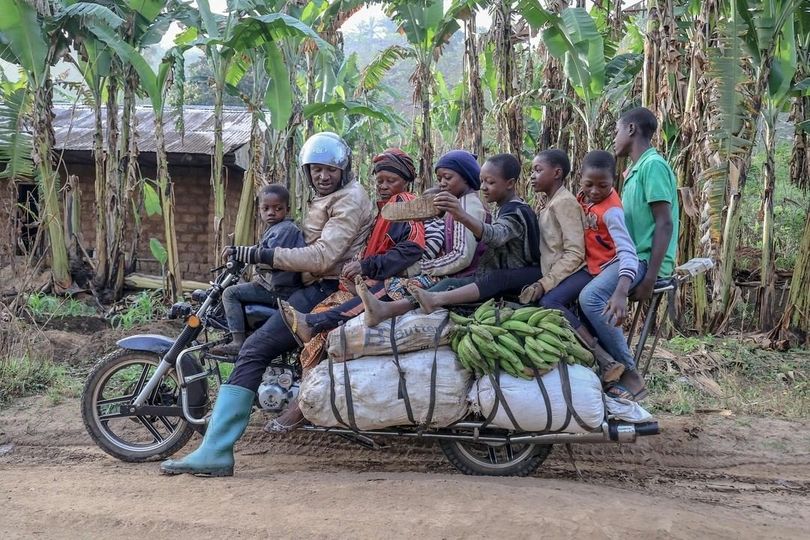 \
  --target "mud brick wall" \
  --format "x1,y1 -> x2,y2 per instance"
0,161 -> 249,282
67,161 -> 245,282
